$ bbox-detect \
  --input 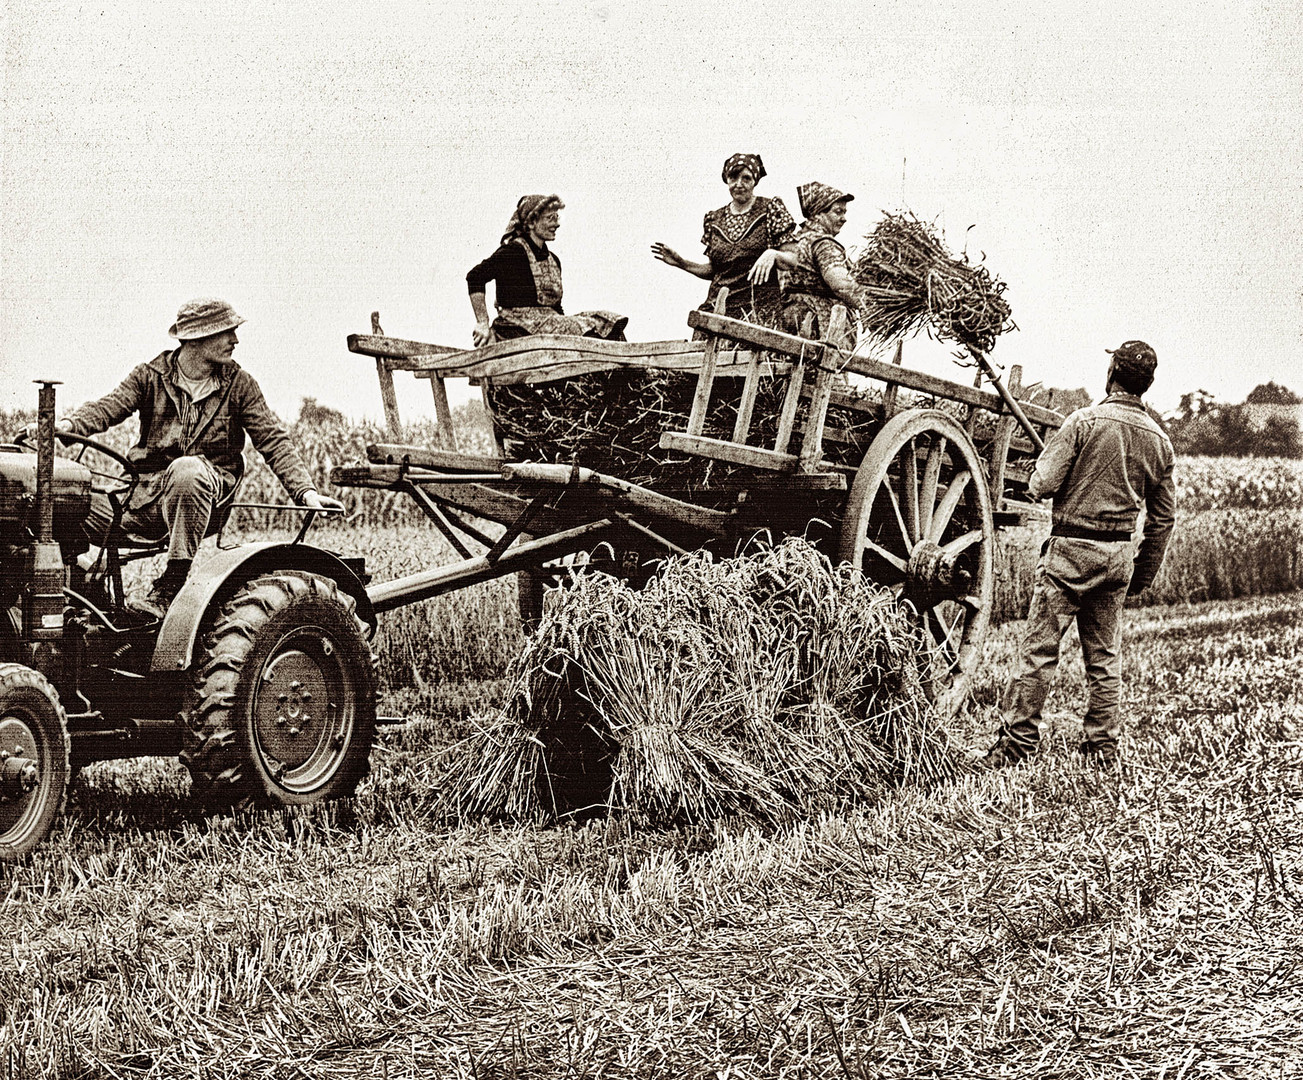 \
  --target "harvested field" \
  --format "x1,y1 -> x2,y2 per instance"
2,592 -> 1300,1077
